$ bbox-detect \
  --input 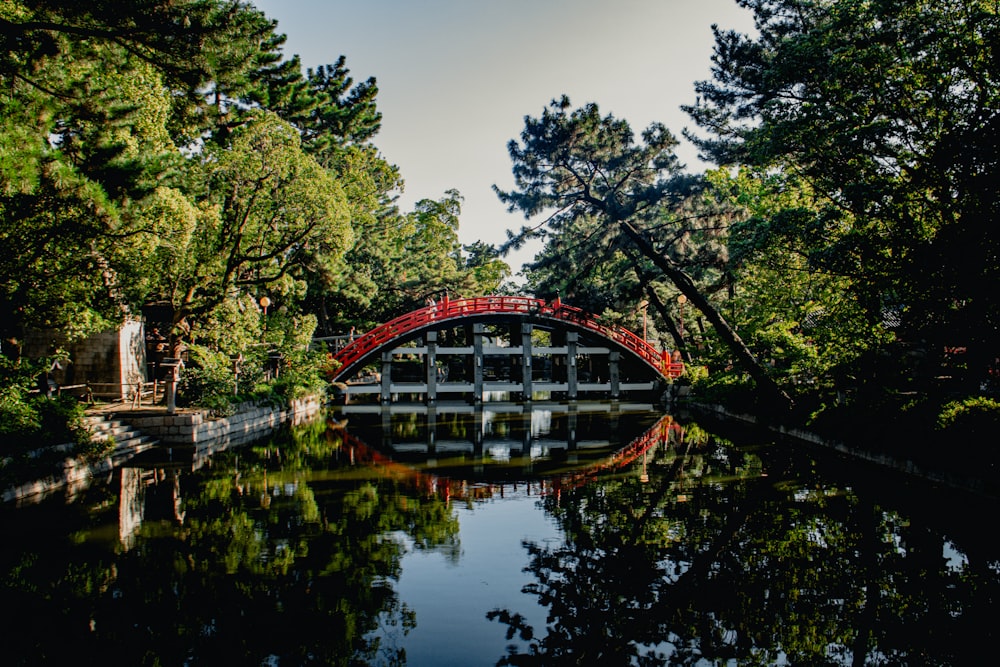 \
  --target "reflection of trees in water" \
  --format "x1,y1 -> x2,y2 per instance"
489,430 -> 1000,665
2,417 -> 460,666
